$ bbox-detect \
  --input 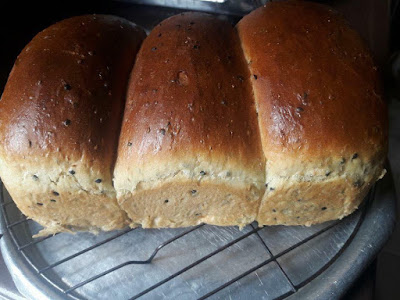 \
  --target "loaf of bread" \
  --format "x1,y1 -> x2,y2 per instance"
0,1 -> 387,236
0,15 -> 145,236
237,1 -> 387,225
113,13 -> 265,228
